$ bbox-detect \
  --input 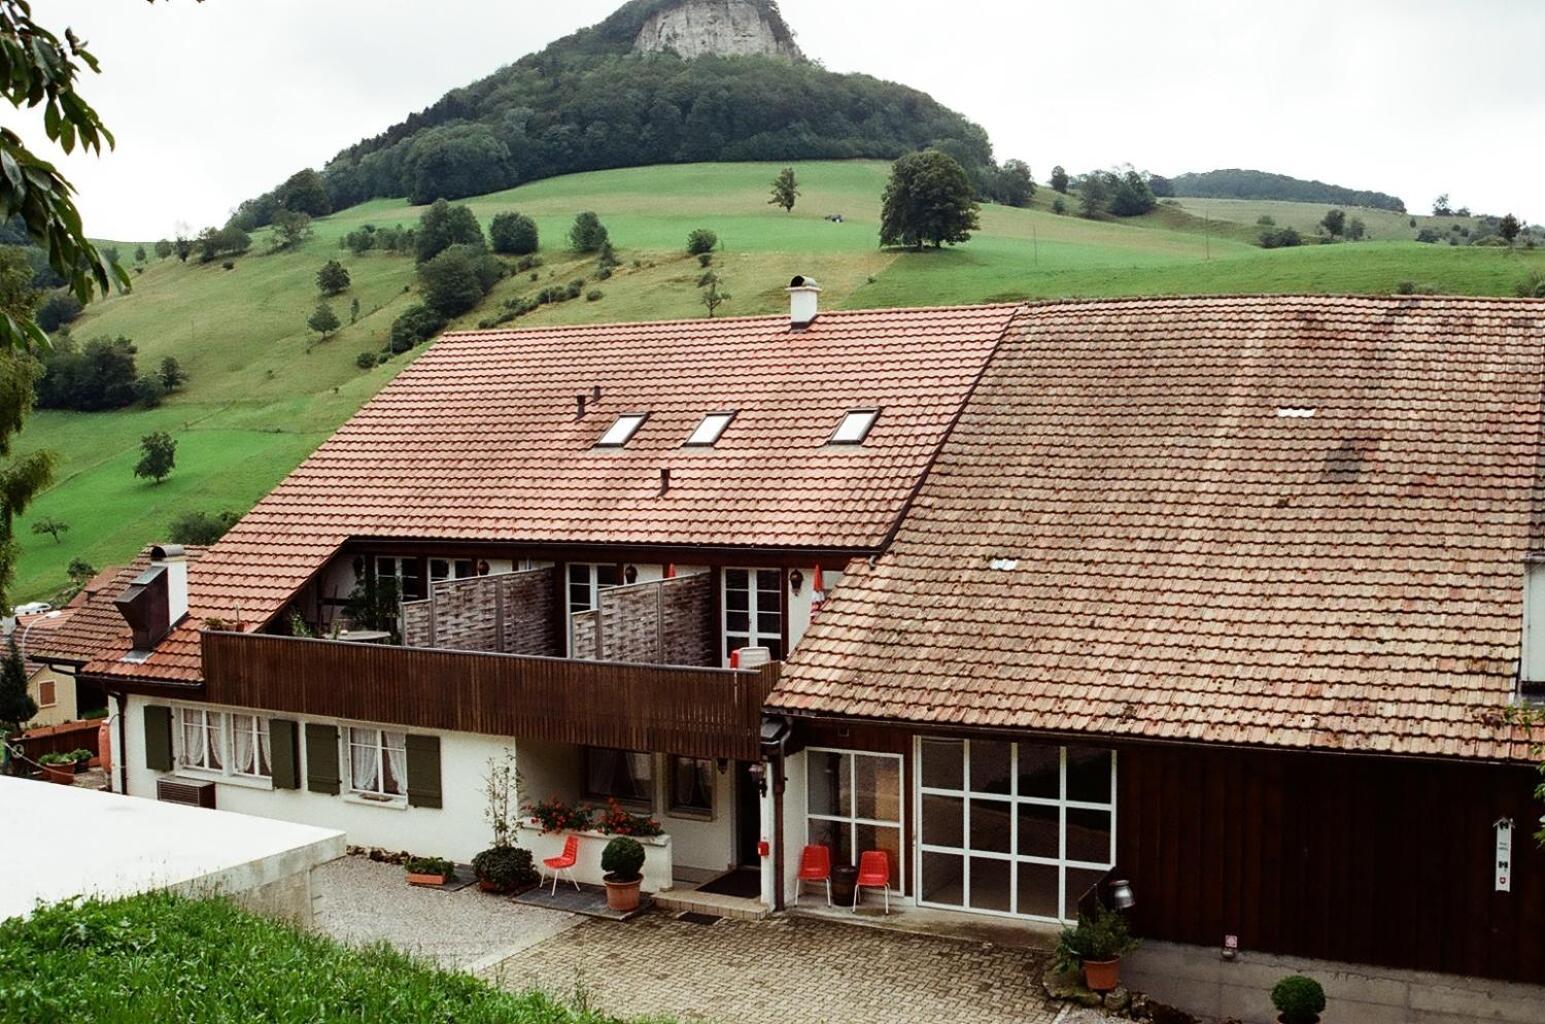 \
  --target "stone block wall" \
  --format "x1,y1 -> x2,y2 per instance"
401,568 -> 557,656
